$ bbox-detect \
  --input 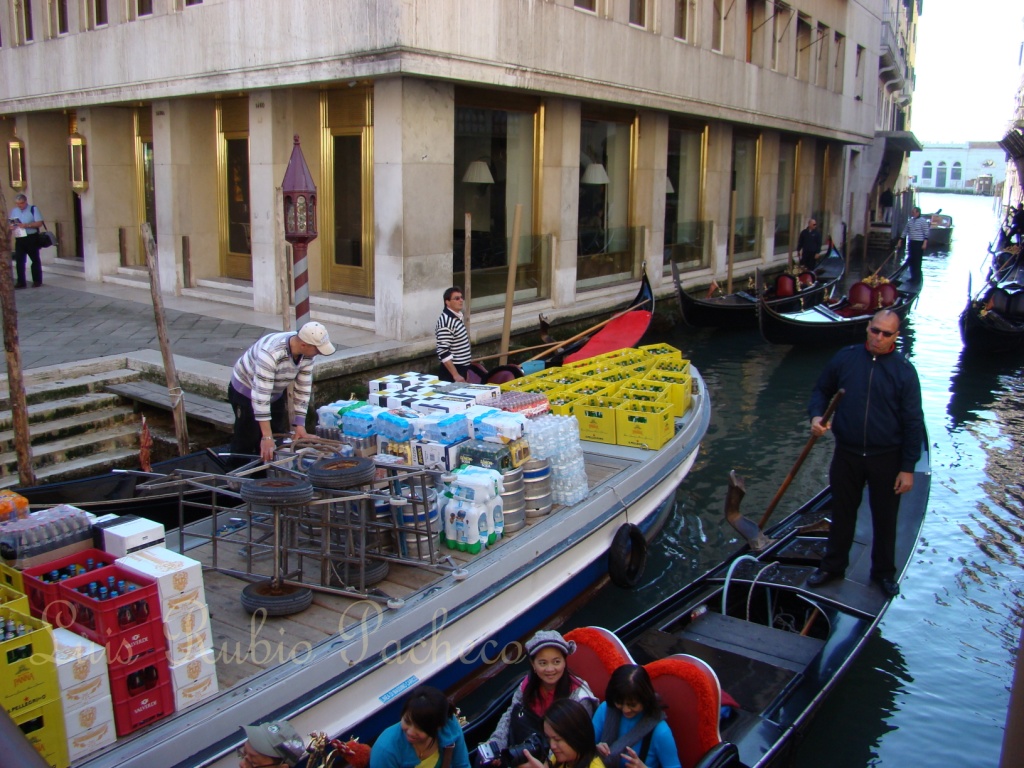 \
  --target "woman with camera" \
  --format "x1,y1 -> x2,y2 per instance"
370,686 -> 470,768
521,699 -> 603,768
486,631 -> 597,759
592,665 -> 680,768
